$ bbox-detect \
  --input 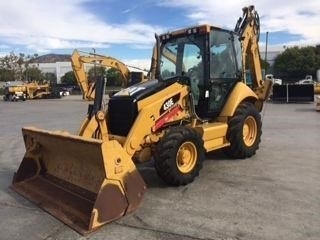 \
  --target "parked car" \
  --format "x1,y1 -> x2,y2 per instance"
296,79 -> 314,85
265,74 -> 282,85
